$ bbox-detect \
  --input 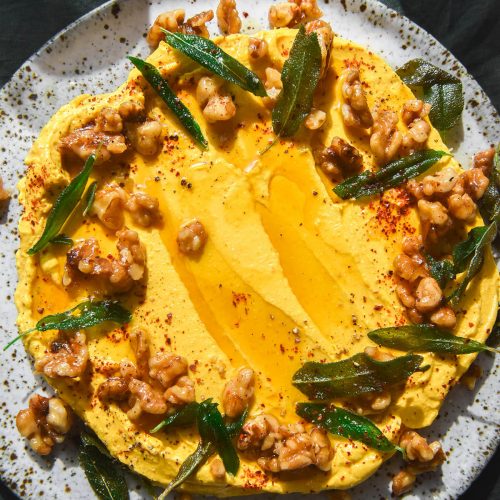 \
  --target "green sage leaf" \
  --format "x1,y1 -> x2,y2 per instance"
4,300 -> 132,350
150,401 -> 200,433
162,30 -> 266,97
128,56 -> 207,149
197,399 -> 239,475
368,324 -> 499,354
50,234 -> 73,246
397,58 -> 464,130
425,252 -> 456,289
448,222 -> 497,307
292,352 -> 427,400
478,144 -> 500,226
296,402 -> 398,453
272,25 -> 322,139
83,180 -> 98,217
28,153 -> 96,255
334,150 -> 447,199
79,432 -> 129,500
